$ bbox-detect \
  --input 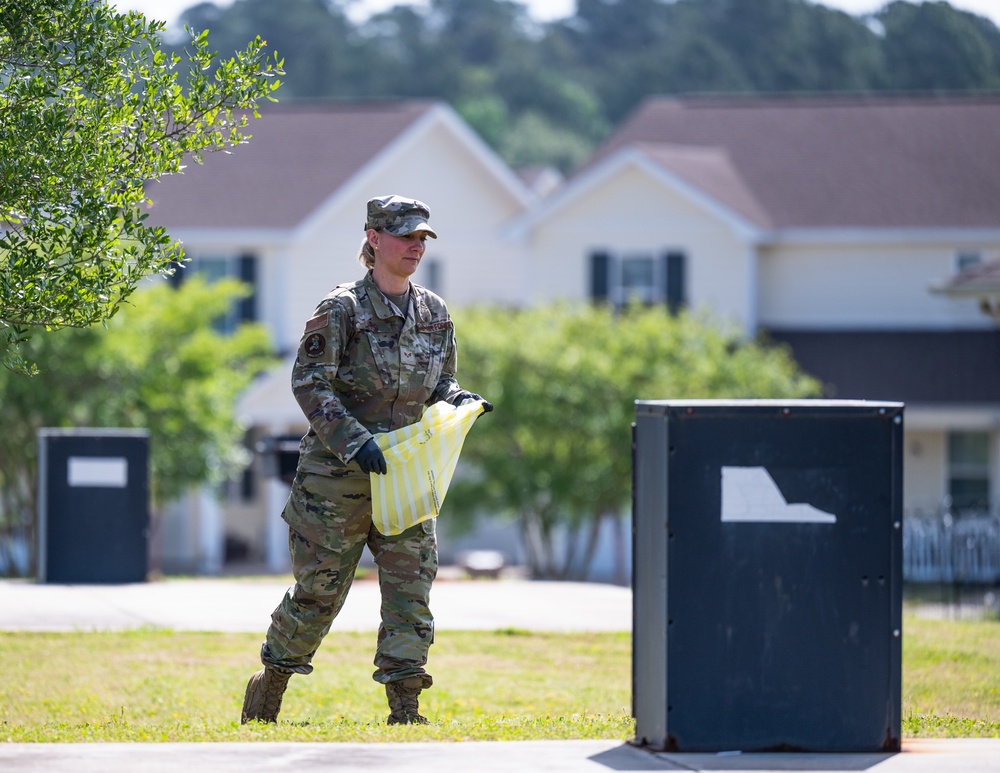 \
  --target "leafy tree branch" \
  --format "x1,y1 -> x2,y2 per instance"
0,0 -> 283,372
